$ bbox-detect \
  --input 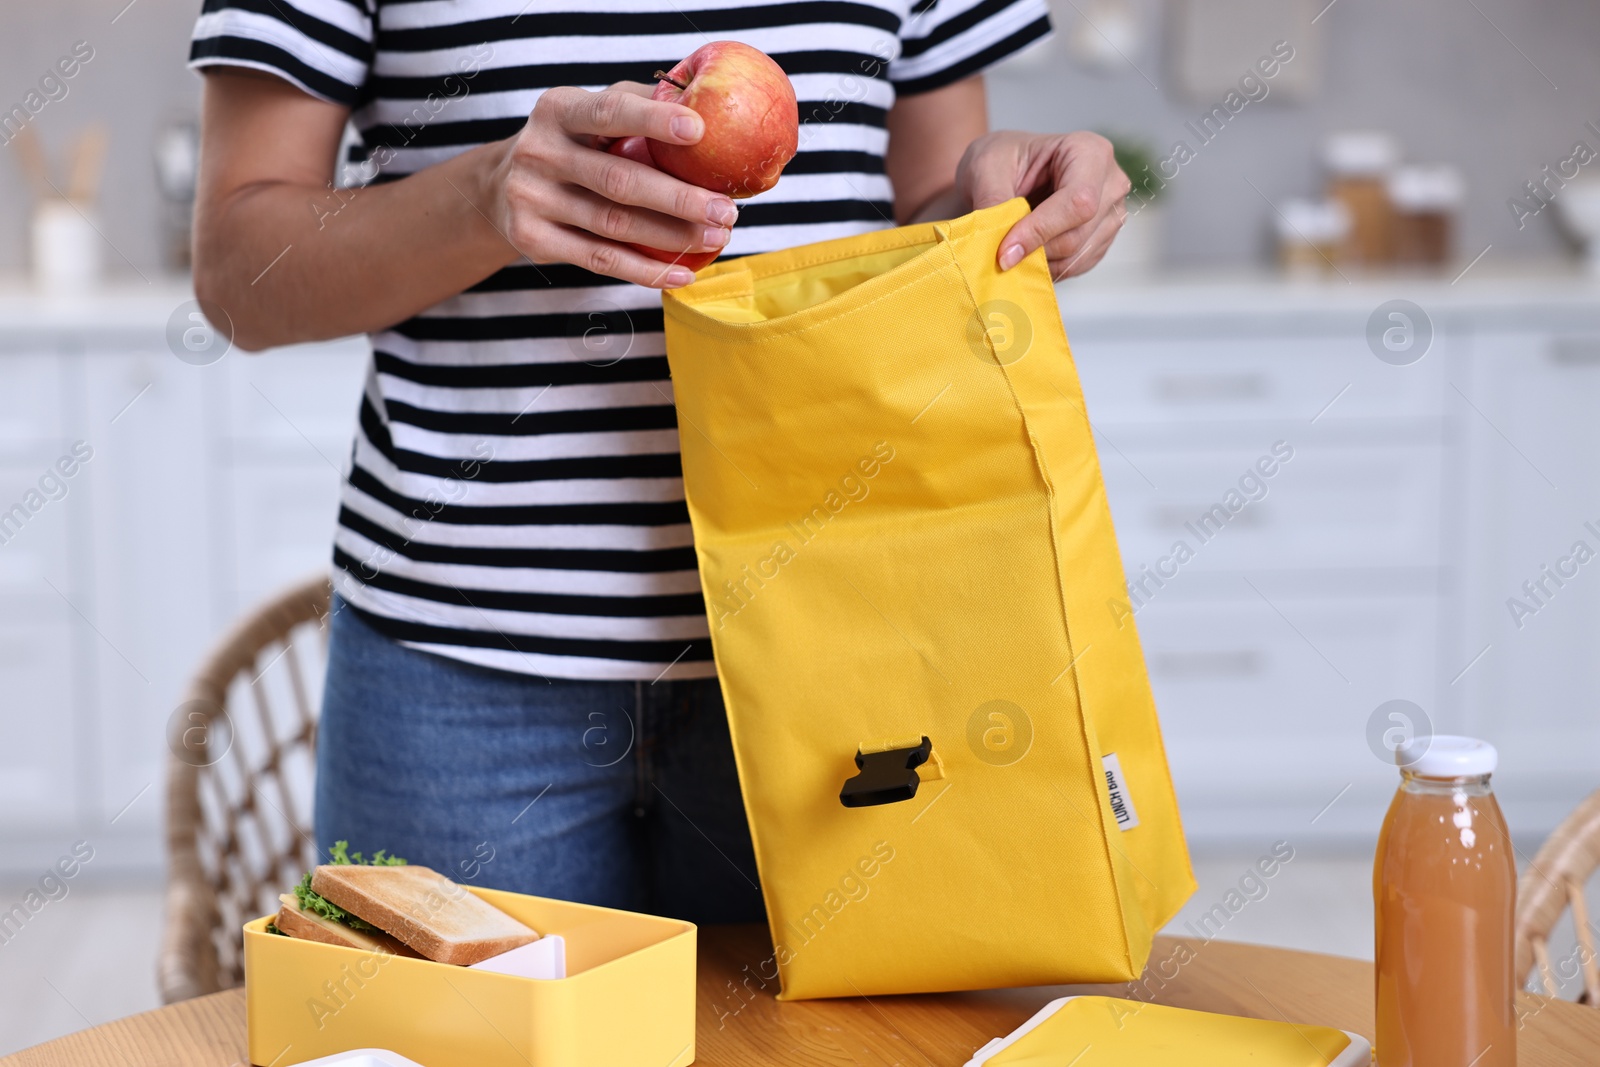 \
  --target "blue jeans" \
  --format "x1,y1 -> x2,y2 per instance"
314,597 -> 765,924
